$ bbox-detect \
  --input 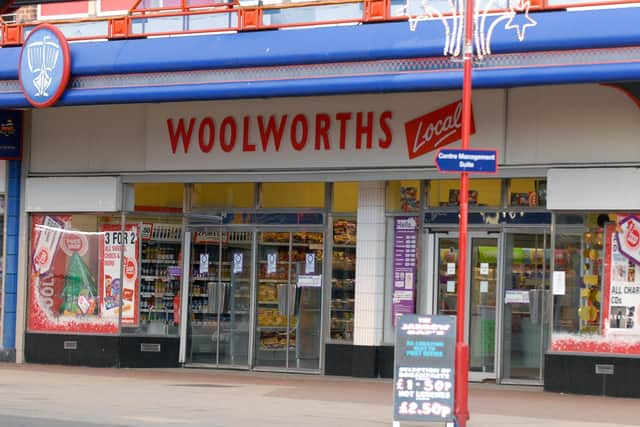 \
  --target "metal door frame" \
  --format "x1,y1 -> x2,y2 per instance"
252,226 -> 326,374
432,230 -> 503,382
498,229 -> 550,385
181,224 -> 254,370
